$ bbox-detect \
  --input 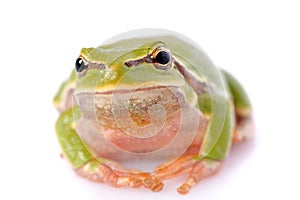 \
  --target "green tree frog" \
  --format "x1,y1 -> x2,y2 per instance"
53,29 -> 253,195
